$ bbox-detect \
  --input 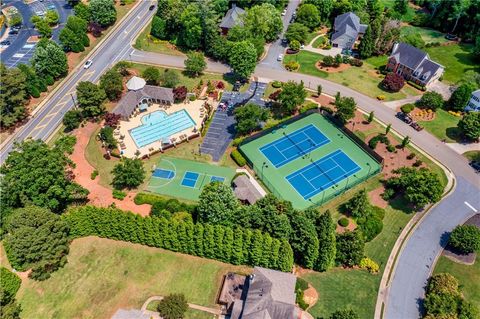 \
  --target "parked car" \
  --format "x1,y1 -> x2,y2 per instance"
469,161 -> 480,173
277,54 -> 284,61
0,40 -> 11,46
233,81 -> 241,92
8,29 -> 18,35
410,122 -> 423,131
149,4 -> 156,10
281,38 -> 288,45
84,59 -> 93,69
396,112 -> 413,124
